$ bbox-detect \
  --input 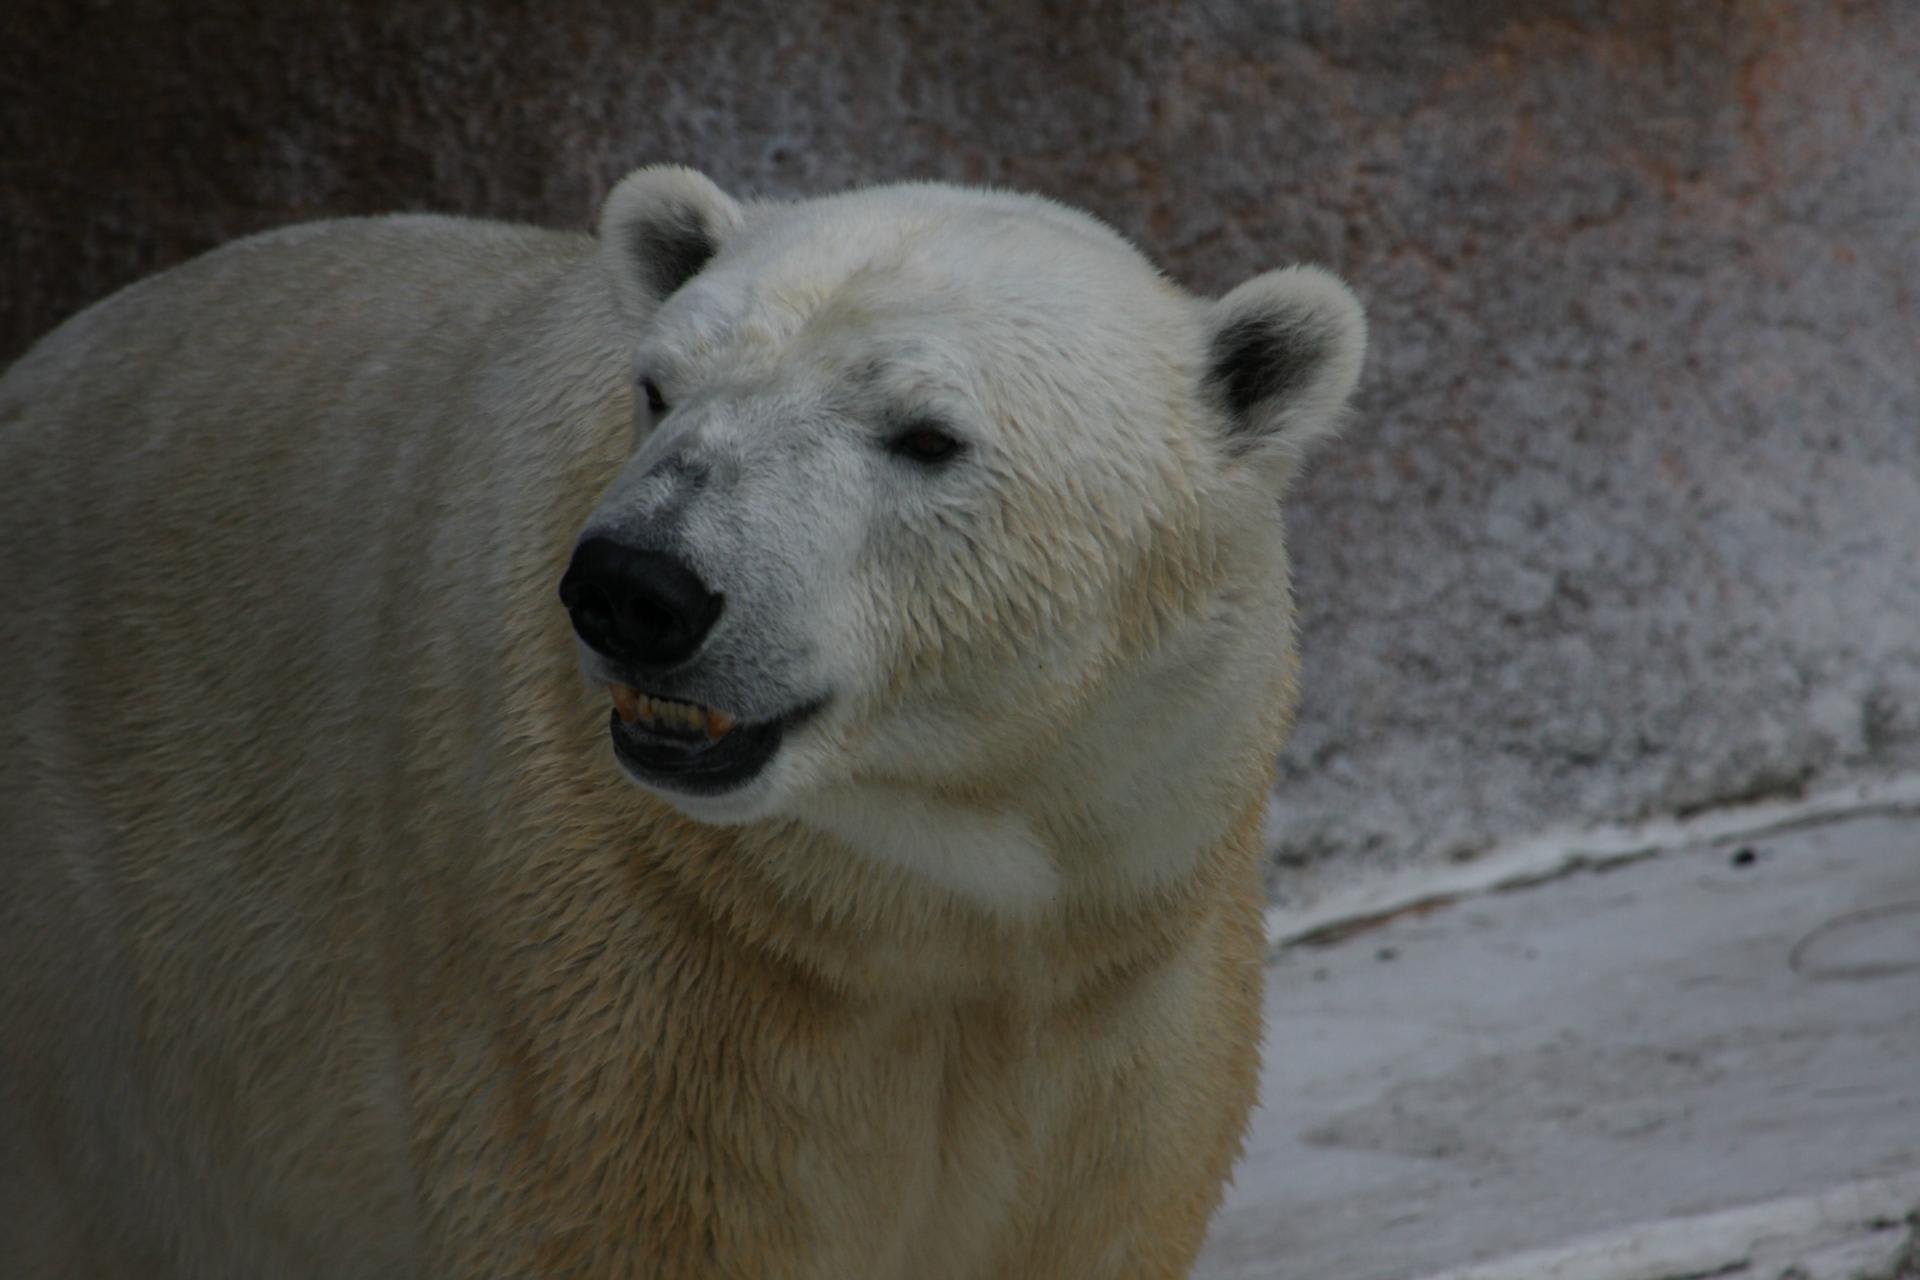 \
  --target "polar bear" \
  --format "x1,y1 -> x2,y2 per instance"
0,167 -> 1364,1278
